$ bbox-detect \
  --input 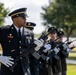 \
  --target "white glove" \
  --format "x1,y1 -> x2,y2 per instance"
0,56 -> 14,67
34,39 -> 43,51
35,46 -> 41,51
43,44 -> 51,53
66,48 -> 71,53
63,44 -> 68,50
54,47 -> 60,54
